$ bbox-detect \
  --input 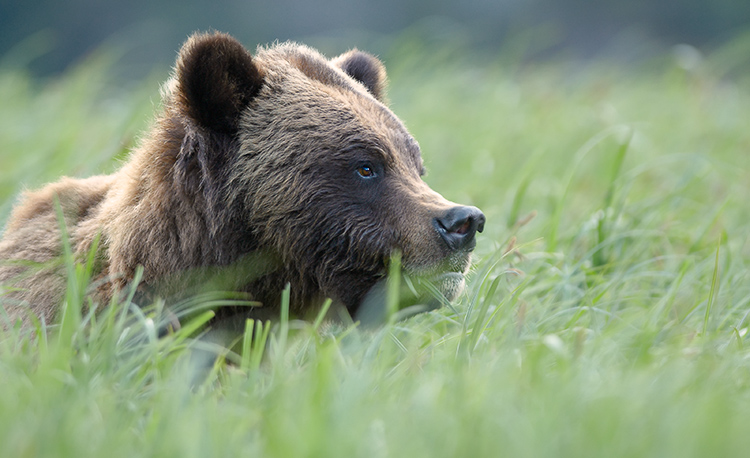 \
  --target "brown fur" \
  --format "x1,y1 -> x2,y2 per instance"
0,32 -> 484,327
